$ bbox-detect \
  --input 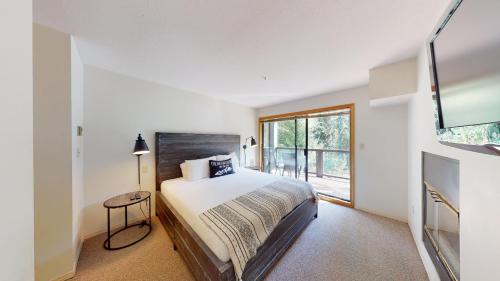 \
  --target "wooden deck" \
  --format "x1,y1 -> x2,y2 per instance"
307,175 -> 350,201
272,168 -> 351,201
